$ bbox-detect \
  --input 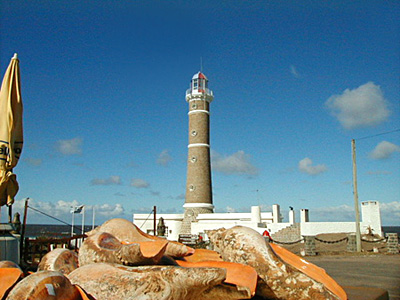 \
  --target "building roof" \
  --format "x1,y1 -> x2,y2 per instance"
192,71 -> 208,80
